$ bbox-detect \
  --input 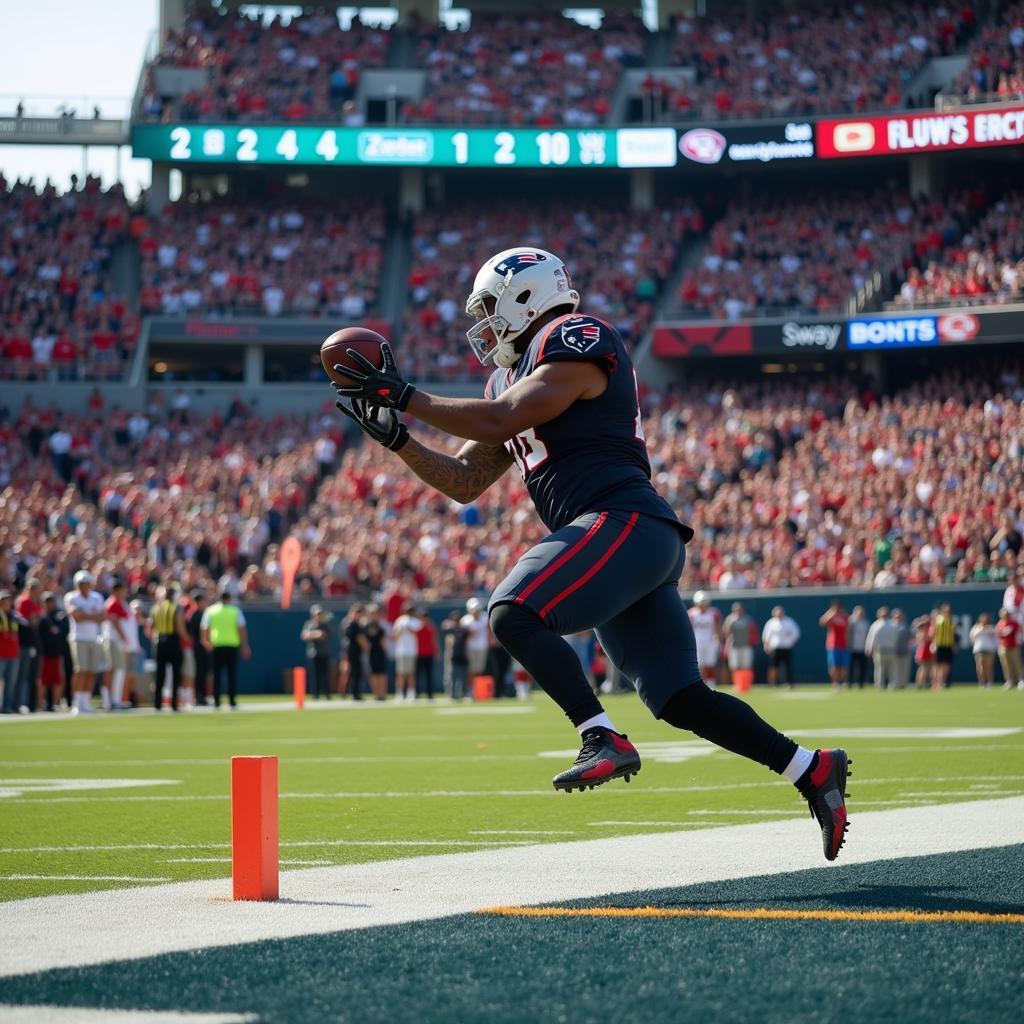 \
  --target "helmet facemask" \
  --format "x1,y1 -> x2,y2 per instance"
465,248 -> 580,370
466,272 -> 538,369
